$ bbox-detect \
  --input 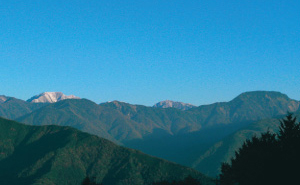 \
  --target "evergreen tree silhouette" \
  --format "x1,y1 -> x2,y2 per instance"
277,113 -> 300,183
181,175 -> 201,185
152,175 -> 202,185
278,113 -> 300,143
81,177 -> 91,185
81,176 -> 103,185
219,113 -> 300,185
